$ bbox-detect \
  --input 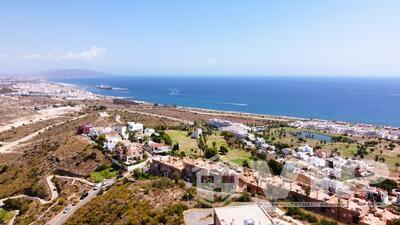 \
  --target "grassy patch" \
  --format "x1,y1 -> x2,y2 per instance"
338,143 -> 358,158
90,166 -> 121,183
206,133 -> 228,149
0,209 -> 13,224
166,130 -> 200,156
220,148 -> 252,166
